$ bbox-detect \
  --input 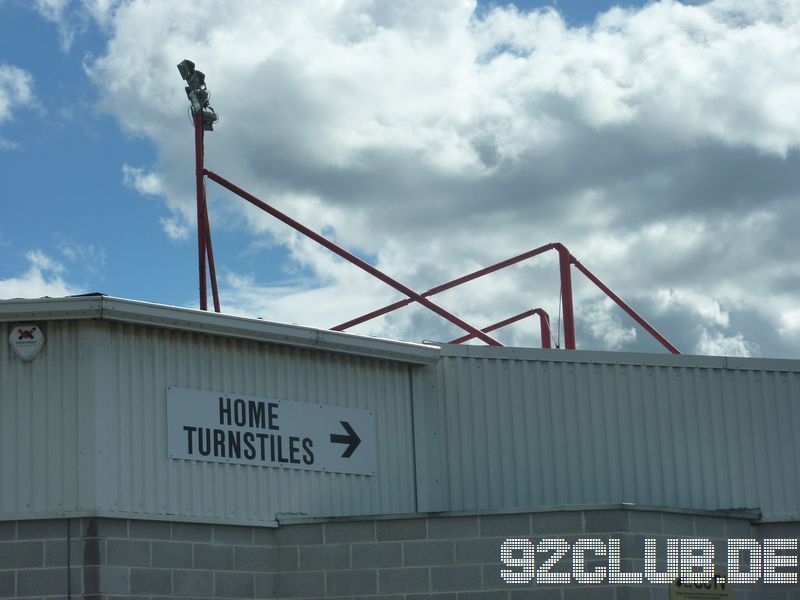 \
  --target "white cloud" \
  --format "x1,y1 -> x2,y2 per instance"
159,216 -> 190,241
0,65 -> 33,120
32,0 -> 70,23
81,0 -> 120,28
34,0 -> 79,49
33,0 -> 123,50
779,308 -> 800,337
121,164 -> 164,195
123,164 -> 193,240
695,327 -> 758,357
580,299 -> 637,350
654,288 -> 729,327
0,250 -> 81,299
86,0 -> 800,356
0,64 -> 35,147
218,268 -> 397,334
57,240 -> 106,274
